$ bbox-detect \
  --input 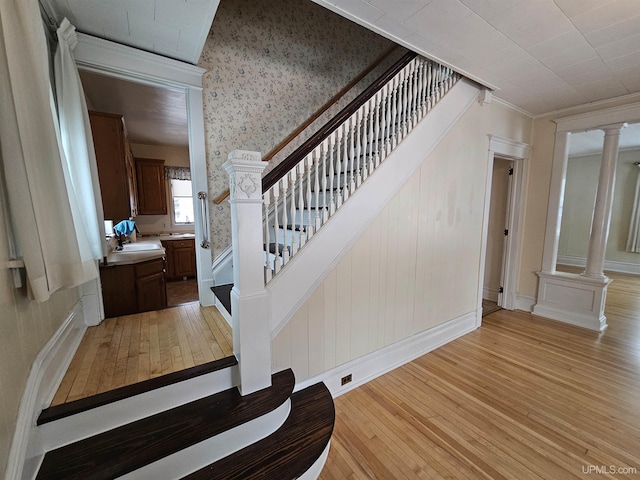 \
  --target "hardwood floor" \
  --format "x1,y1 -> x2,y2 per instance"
51,304 -> 233,406
320,270 -> 640,479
